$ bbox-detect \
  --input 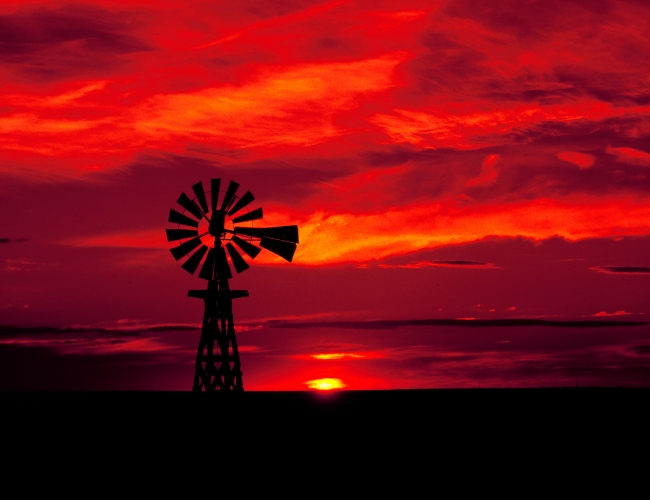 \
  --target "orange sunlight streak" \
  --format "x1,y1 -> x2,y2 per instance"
66,198 -> 650,265
133,55 -> 402,147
